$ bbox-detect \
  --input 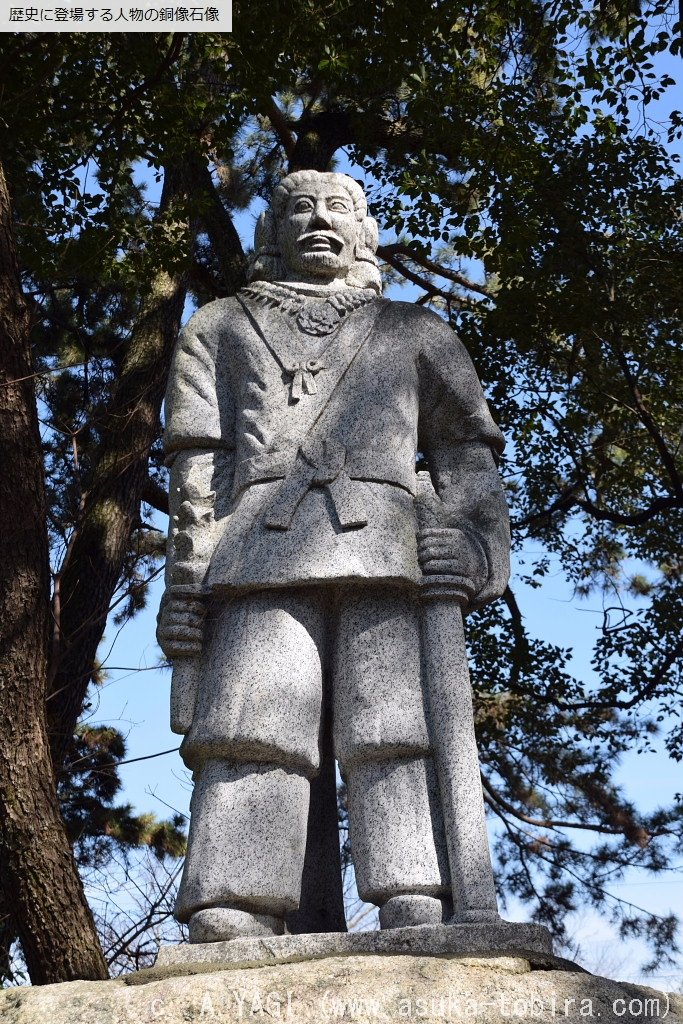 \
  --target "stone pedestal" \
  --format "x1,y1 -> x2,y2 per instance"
155,921 -> 555,972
